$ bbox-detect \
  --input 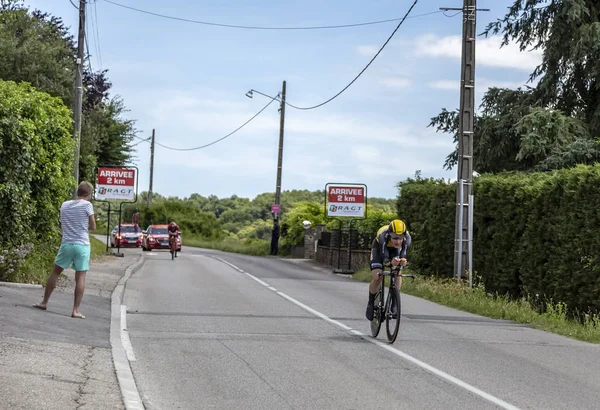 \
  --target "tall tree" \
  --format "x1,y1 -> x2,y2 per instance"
0,0 -> 75,104
0,1 -> 137,182
430,0 -> 600,173
486,0 -> 600,135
